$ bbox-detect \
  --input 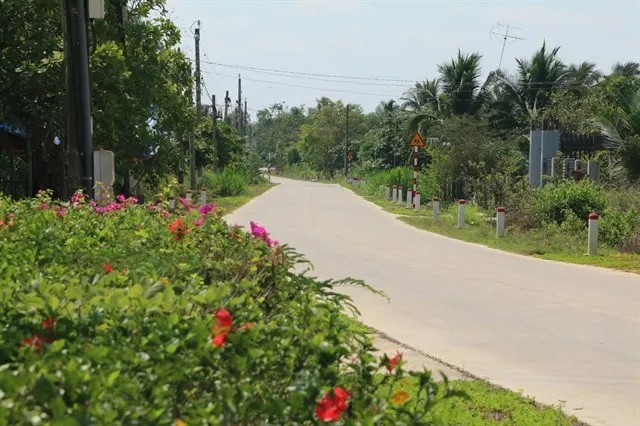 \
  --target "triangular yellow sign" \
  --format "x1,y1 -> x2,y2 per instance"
408,132 -> 426,148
